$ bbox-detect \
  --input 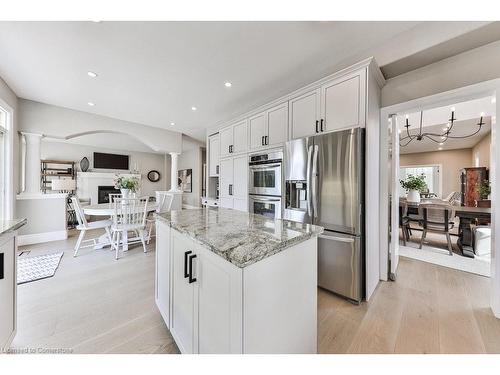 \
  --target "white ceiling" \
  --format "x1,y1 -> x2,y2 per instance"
0,21 -> 490,142
399,96 -> 493,154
